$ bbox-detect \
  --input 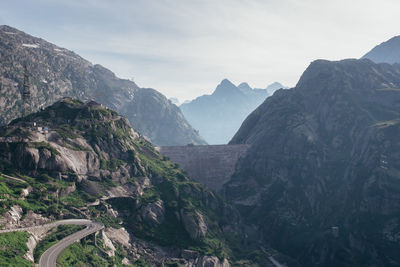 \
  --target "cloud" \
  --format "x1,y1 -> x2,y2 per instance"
1,0 -> 400,100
